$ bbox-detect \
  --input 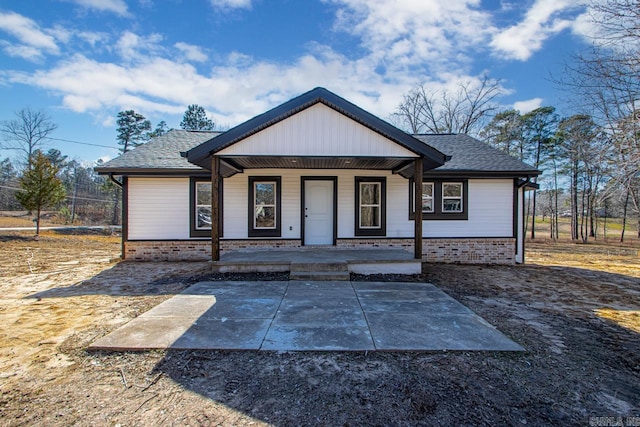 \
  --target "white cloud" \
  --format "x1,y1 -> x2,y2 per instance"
209,0 -> 252,10
490,0 -> 587,61
326,0 -> 494,74
0,42 -> 44,60
0,11 -> 59,59
1,1 -> 585,133
115,31 -> 164,61
76,31 -> 110,47
513,98 -> 543,113
61,0 -> 130,16
174,42 -> 208,62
